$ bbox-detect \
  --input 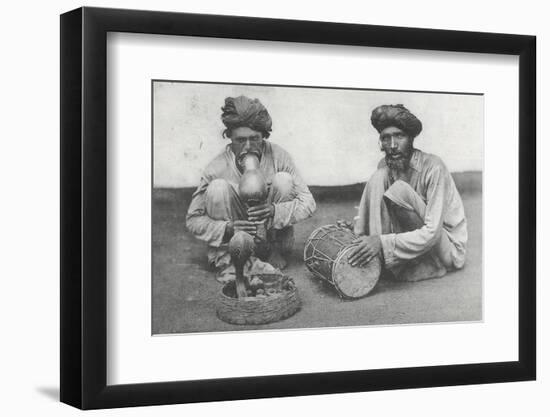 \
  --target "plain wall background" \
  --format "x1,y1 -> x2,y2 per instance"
153,82 -> 483,187
0,0 -> 546,416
